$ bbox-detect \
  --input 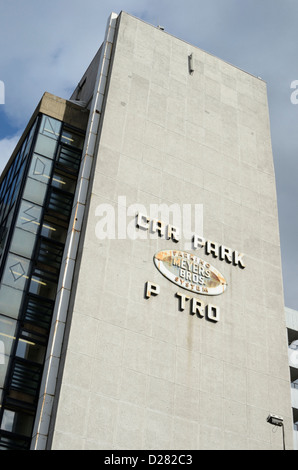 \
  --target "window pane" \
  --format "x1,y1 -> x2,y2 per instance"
0,210 -> 13,259
46,189 -> 73,221
34,134 -> 57,159
22,295 -> 53,331
22,177 -> 47,206
39,115 -> 61,140
61,129 -> 84,149
24,118 -> 38,156
41,218 -> 67,244
0,285 -> 24,319
16,201 -> 42,234
0,432 -> 30,450
2,253 -> 30,291
56,145 -> 81,173
51,170 -> 76,193
29,276 -> 57,300
0,316 -> 17,388
28,154 -> 53,185
16,337 -> 46,365
10,228 -> 36,259
1,408 -> 34,437
1,410 -> 14,432
35,239 -> 63,276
